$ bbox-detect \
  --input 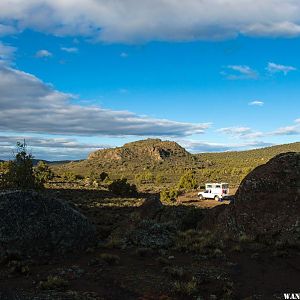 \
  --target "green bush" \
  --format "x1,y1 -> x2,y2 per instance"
160,187 -> 180,203
99,171 -> 109,182
156,173 -> 165,184
0,161 -> 12,189
1,142 -> 41,189
99,253 -> 120,265
135,171 -> 154,184
34,161 -> 54,184
39,275 -> 69,290
62,171 -> 76,182
177,171 -> 198,191
108,178 -> 138,197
